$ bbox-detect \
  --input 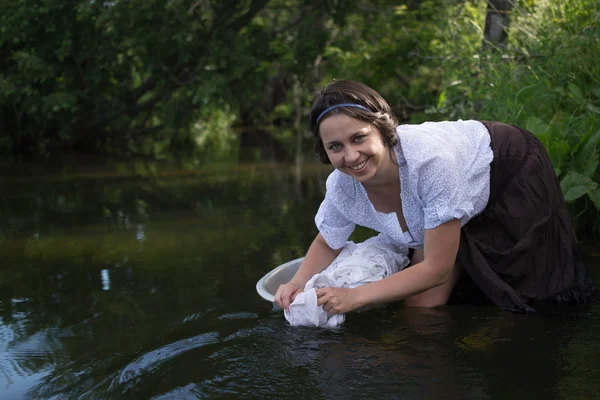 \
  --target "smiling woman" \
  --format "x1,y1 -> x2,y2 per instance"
319,115 -> 390,182
273,79 -> 598,315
